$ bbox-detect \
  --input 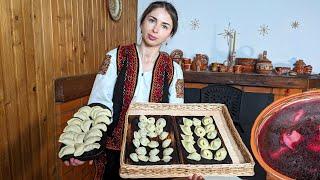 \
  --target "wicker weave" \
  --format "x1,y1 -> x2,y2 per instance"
120,103 -> 255,178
